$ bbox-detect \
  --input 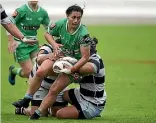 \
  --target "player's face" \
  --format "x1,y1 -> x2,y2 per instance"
29,1 -> 38,5
67,11 -> 82,29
